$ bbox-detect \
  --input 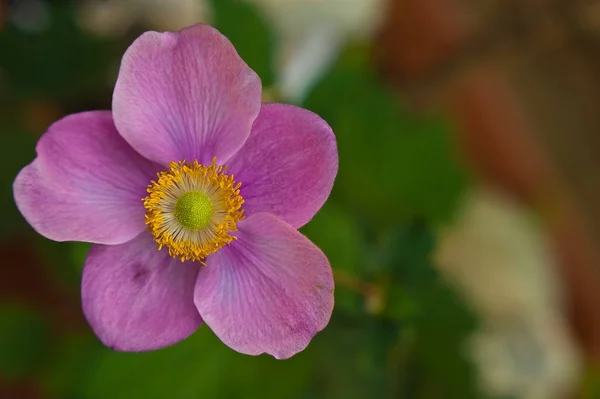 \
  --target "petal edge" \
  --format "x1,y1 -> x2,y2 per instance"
82,232 -> 203,351
227,103 -> 338,228
13,111 -> 157,244
194,213 -> 334,359
113,24 -> 262,166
